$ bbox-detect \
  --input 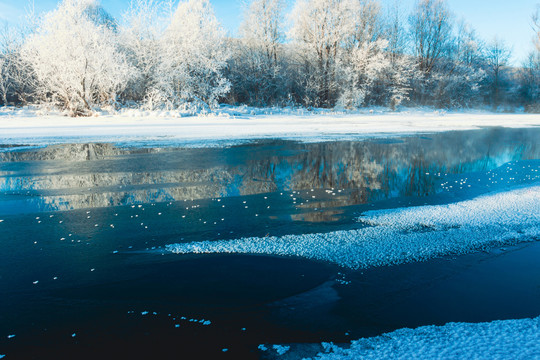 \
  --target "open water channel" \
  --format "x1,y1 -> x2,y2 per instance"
0,127 -> 539,359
